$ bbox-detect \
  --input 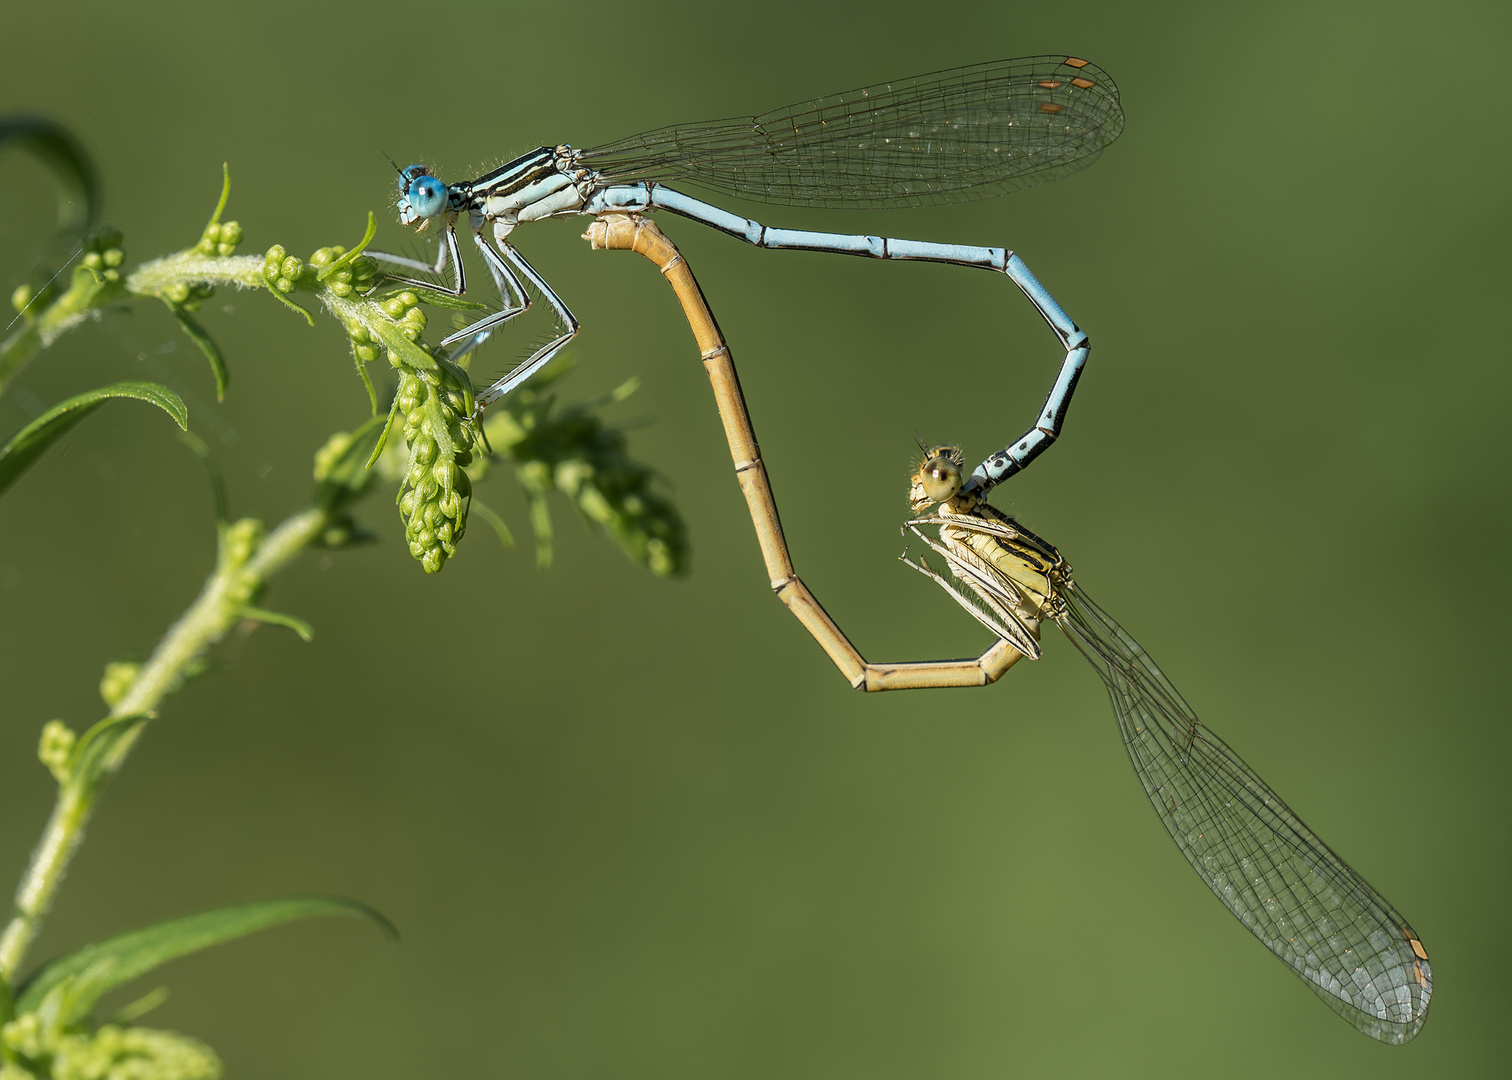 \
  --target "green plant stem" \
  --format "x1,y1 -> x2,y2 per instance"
0,254 -> 263,400
124,253 -> 264,296
0,506 -> 328,980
